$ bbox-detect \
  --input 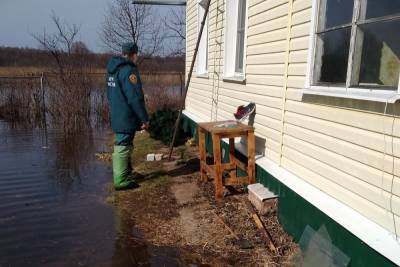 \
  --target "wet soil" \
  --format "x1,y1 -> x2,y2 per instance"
105,132 -> 299,266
